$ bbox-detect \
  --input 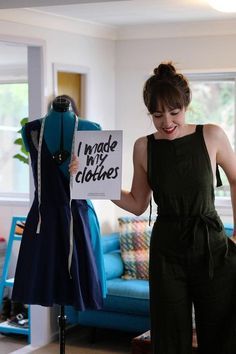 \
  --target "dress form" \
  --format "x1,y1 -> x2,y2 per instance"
13,97 -> 106,354
22,97 -> 77,177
